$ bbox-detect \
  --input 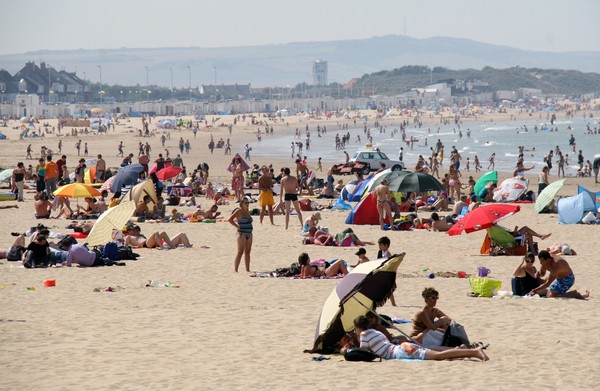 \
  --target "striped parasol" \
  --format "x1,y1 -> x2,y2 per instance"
100,176 -> 115,192
53,183 -> 101,198
535,179 -> 565,213
86,200 -> 136,246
